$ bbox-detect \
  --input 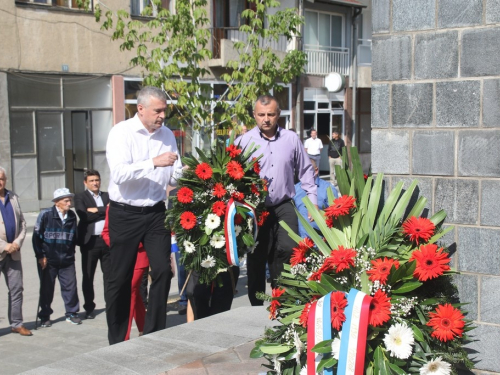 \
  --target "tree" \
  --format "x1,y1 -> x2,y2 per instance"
82,0 -> 306,151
